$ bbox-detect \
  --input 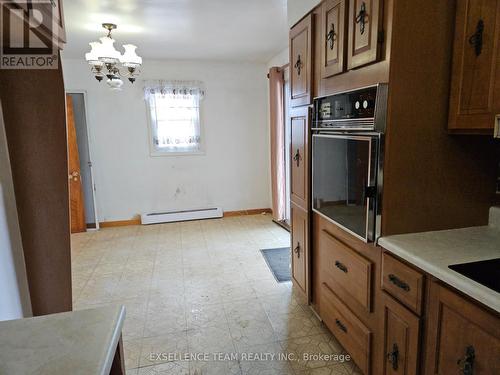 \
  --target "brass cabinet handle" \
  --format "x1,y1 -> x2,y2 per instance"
327,23 -> 336,50
355,2 -> 367,35
293,149 -> 301,167
294,54 -> 303,75
387,343 -> 399,371
335,318 -> 347,333
457,346 -> 475,375
468,19 -> 484,57
294,243 -> 301,258
334,260 -> 348,273
388,274 -> 410,292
